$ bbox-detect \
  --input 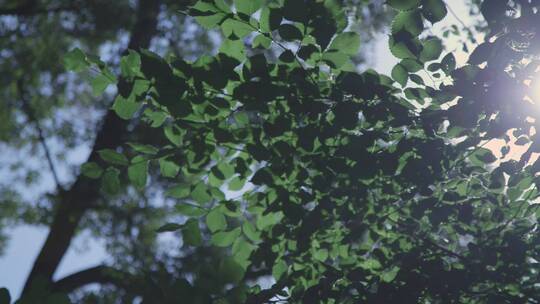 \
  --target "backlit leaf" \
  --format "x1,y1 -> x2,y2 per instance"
128,160 -> 148,189
157,223 -> 182,233
81,162 -> 103,179
98,149 -> 129,166
206,208 -> 227,232
327,32 -> 360,55
64,48 -> 88,72
211,227 -> 241,247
